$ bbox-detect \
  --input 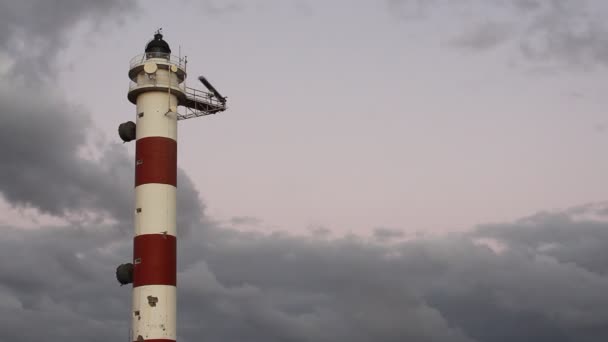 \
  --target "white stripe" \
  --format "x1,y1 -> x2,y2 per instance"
132,285 -> 176,340
135,184 -> 176,236
136,90 -> 178,141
